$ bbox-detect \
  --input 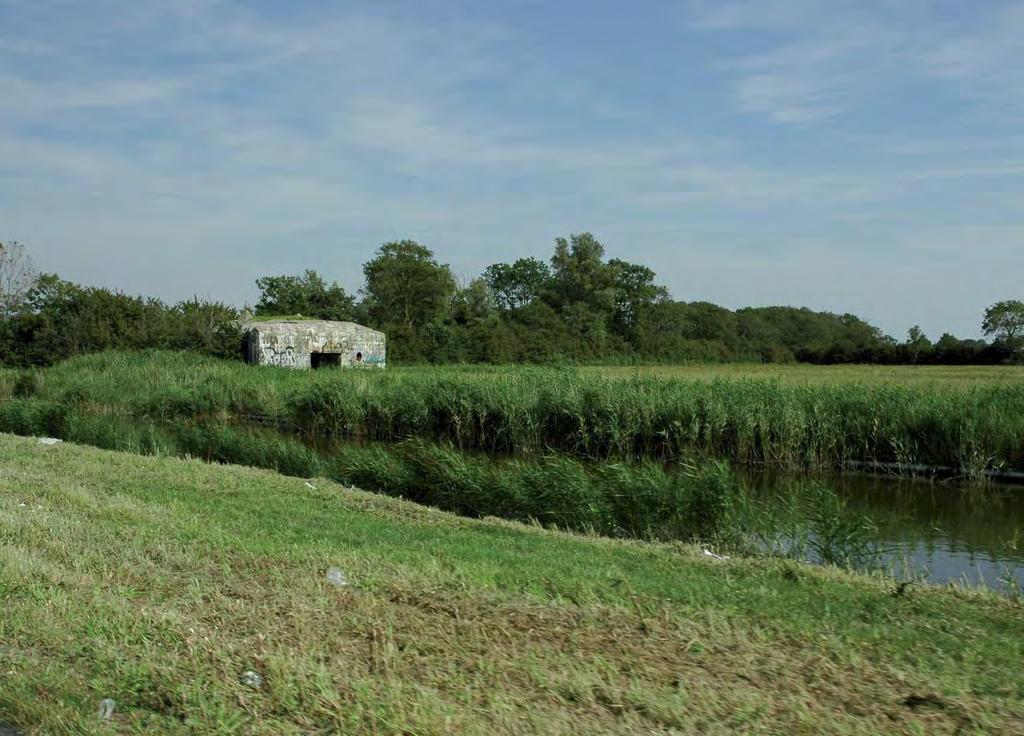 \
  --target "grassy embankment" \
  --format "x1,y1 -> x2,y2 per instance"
1,434 -> 1022,734
4,351 -> 1024,475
